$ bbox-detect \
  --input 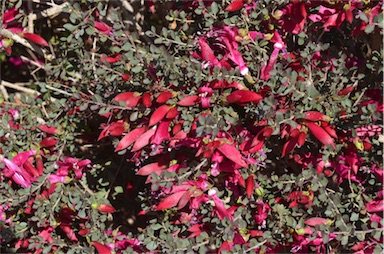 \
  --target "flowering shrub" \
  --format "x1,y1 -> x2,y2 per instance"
0,0 -> 383,253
